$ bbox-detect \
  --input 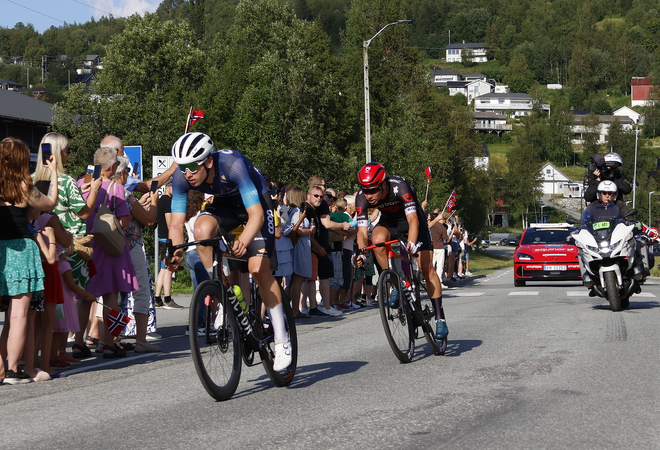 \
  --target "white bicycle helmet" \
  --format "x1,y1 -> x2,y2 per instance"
596,180 -> 618,202
604,152 -> 623,168
171,132 -> 214,165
